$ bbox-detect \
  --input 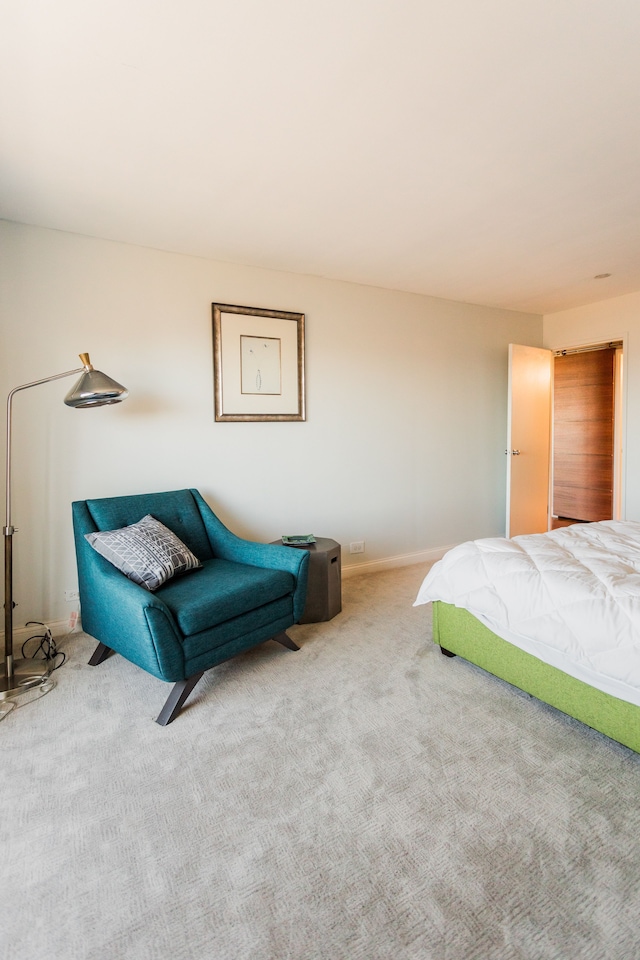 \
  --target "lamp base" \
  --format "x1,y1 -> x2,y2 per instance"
0,658 -> 54,703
